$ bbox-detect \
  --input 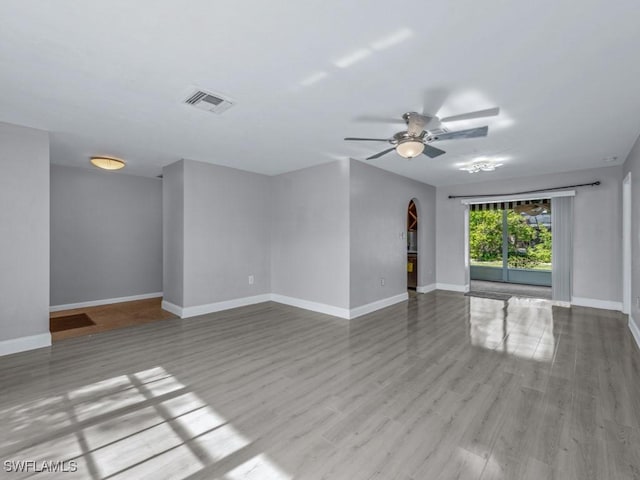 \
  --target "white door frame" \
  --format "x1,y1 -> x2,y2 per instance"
463,205 -> 470,292
623,172 -> 632,314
